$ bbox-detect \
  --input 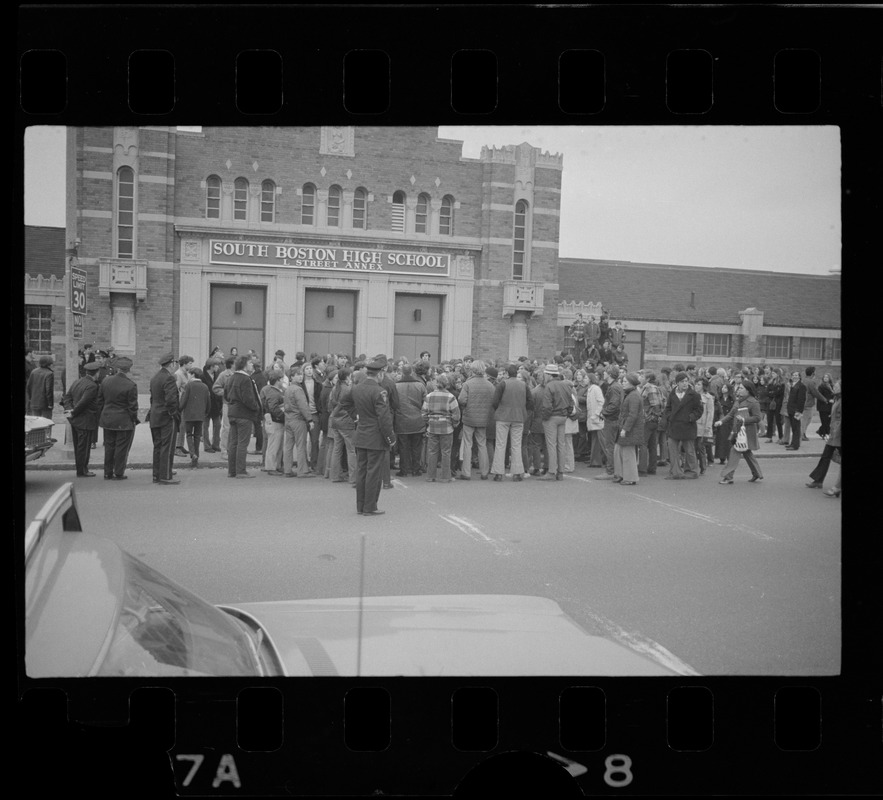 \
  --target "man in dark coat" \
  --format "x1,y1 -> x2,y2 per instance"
785,369 -> 808,450
224,354 -> 263,478
149,352 -> 180,484
339,356 -> 396,516
661,371 -> 703,479
62,361 -> 103,477
98,356 -> 139,480
26,355 -> 55,418
595,365 -> 623,480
